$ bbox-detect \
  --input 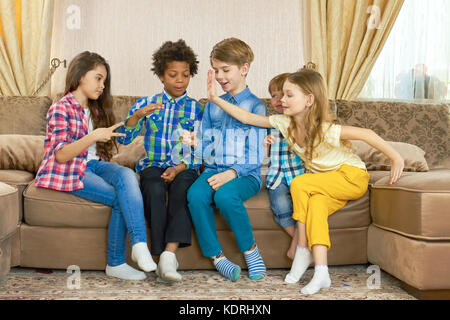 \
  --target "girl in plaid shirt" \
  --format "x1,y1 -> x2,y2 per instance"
35,52 -> 156,281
